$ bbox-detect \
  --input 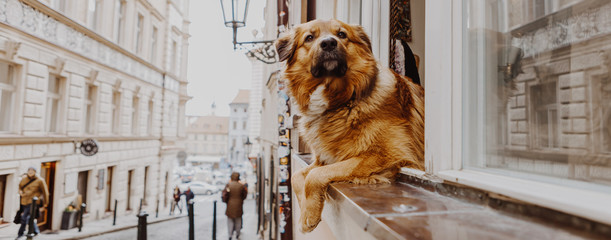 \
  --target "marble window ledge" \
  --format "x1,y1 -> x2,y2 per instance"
293,154 -> 609,240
